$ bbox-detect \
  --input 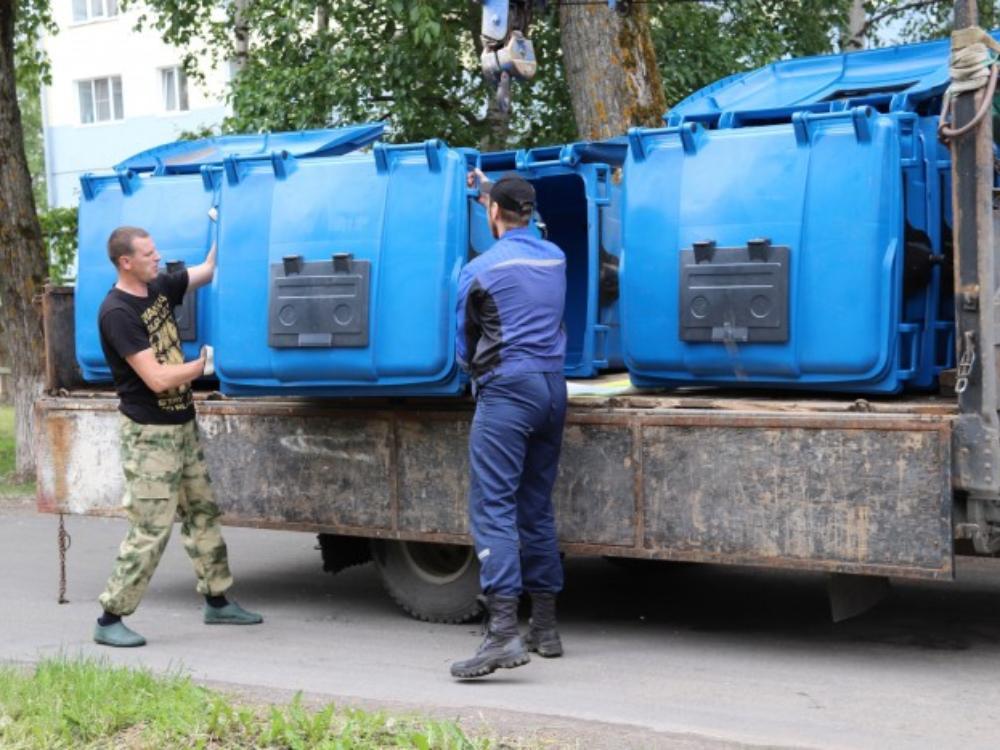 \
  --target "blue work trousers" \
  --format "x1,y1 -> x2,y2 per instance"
468,371 -> 567,597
